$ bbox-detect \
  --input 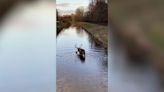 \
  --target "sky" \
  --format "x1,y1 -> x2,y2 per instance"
56,0 -> 89,15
